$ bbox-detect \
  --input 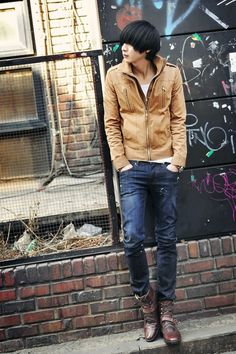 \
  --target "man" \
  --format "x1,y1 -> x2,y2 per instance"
104,20 -> 187,345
